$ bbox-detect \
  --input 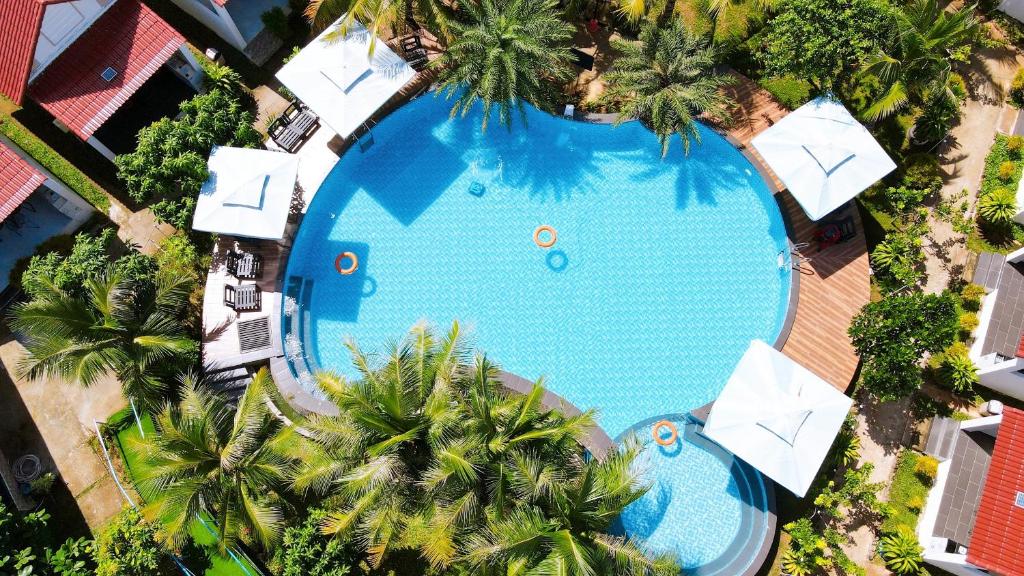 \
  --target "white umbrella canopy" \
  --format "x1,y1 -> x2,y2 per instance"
192,146 -> 299,240
751,97 -> 896,221
275,18 -> 416,139
703,340 -> 854,497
